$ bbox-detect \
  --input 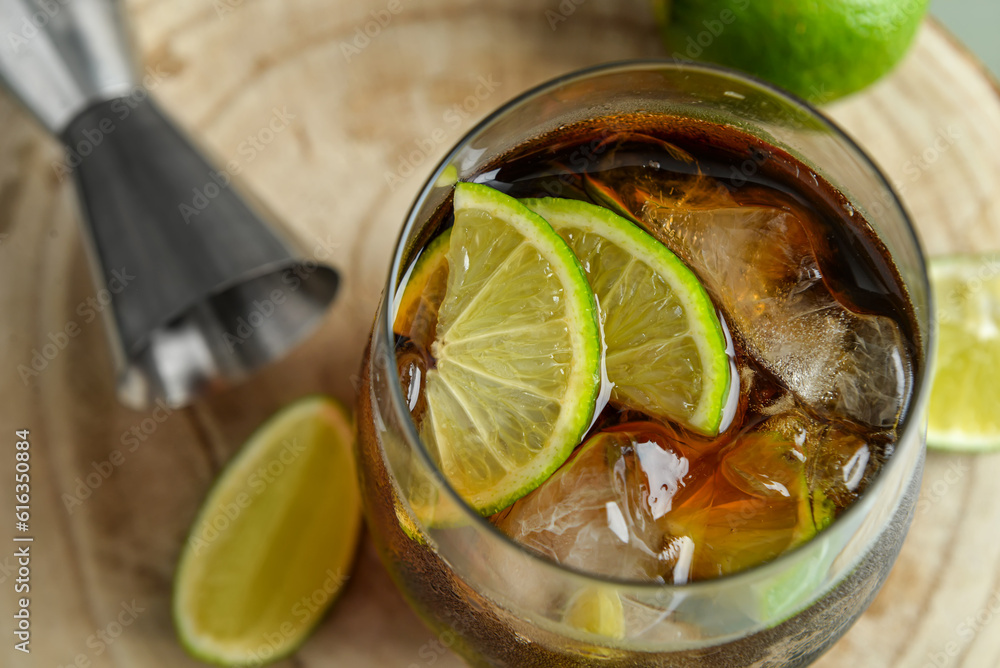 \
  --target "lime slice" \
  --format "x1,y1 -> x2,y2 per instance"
927,254 -> 1000,451
522,197 -> 730,436
745,535 -> 838,627
435,164 -> 459,189
173,396 -> 362,665
422,182 -> 601,515
393,228 -> 451,342
564,587 -> 625,639
397,456 -> 467,531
